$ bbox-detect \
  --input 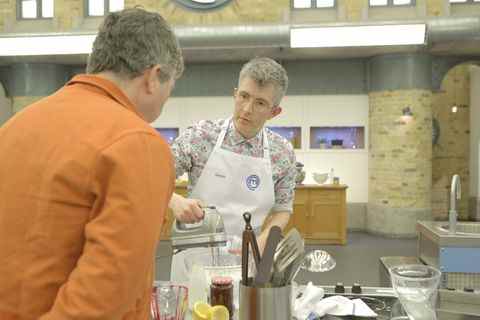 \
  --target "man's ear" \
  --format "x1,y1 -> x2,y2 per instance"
145,65 -> 162,94
269,106 -> 282,119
